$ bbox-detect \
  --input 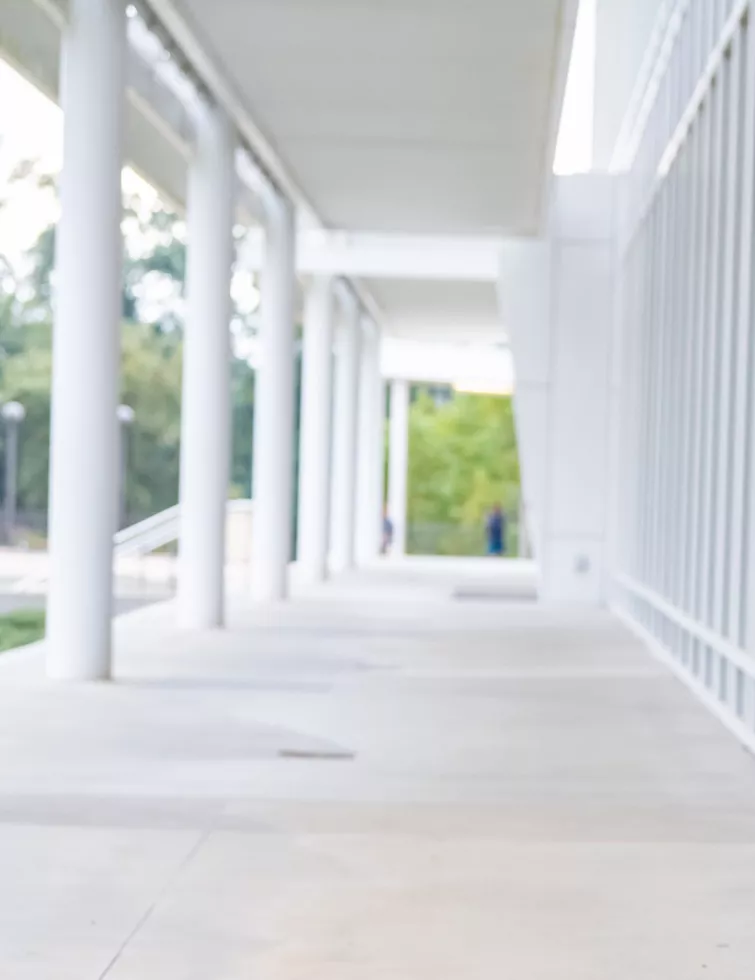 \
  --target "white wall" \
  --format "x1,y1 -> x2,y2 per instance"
499,175 -> 618,604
